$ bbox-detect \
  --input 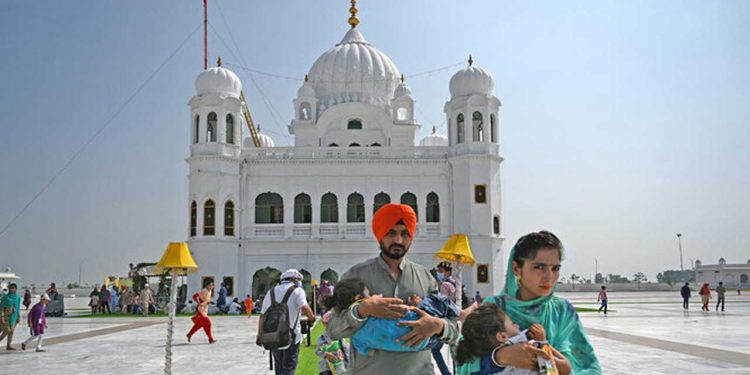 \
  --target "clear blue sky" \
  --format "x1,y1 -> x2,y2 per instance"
1,0 -> 748,286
